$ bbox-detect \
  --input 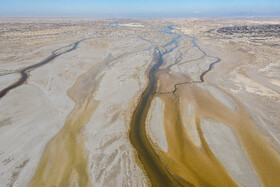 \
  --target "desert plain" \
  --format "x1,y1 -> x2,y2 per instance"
0,18 -> 280,187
